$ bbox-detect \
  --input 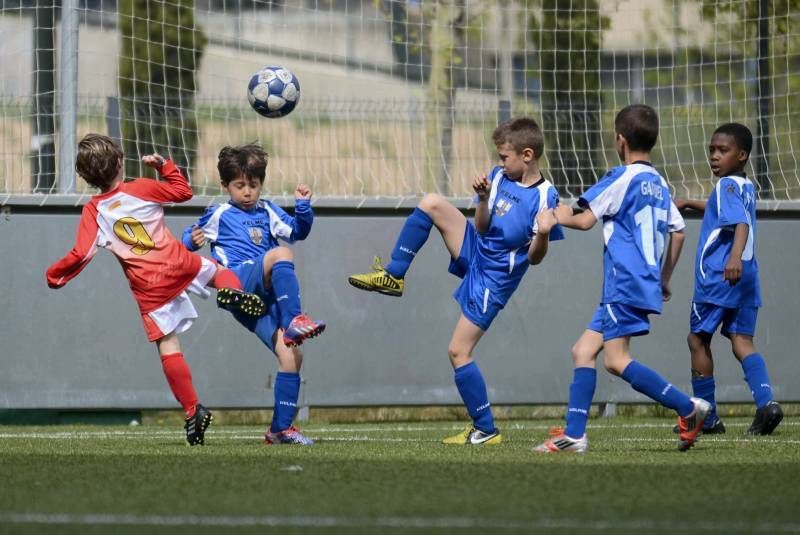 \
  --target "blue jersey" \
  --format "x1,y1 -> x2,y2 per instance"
579,163 -> 685,313
182,198 -> 312,268
476,166 -> 564,294
693,175 -> 761,308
